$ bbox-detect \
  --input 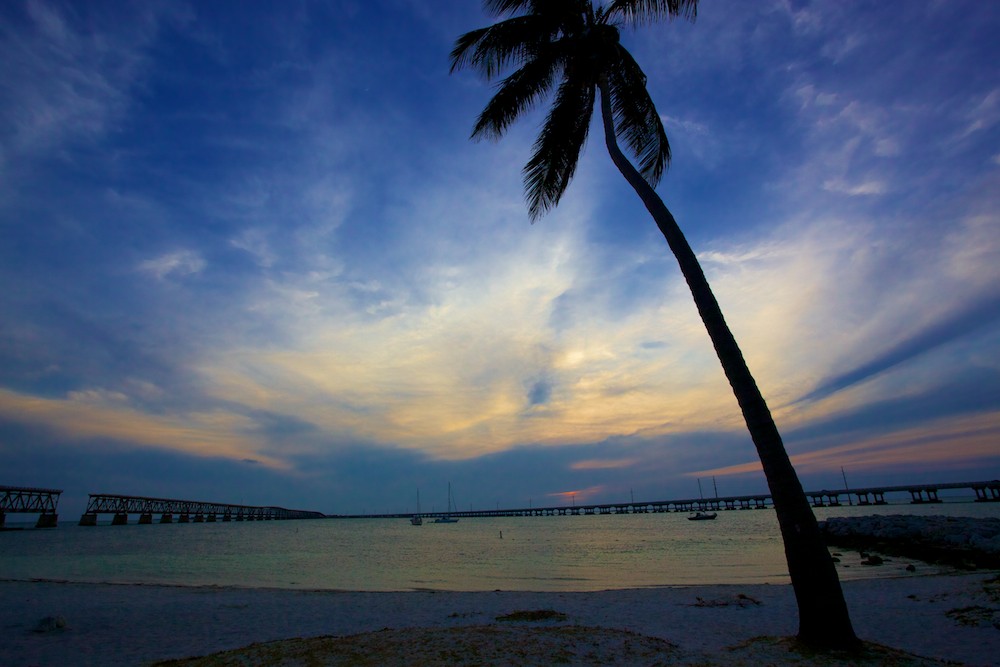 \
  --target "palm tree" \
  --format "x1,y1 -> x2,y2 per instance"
451,0 -> 858,650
